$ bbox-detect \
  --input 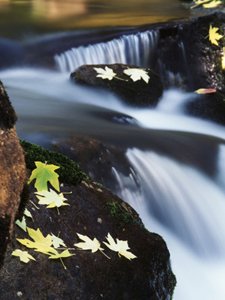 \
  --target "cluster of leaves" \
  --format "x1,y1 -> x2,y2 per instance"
75,233 -> 137,260
13,161 -> 137,268
94,66 -> 150,83
191,0 -> 223,9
